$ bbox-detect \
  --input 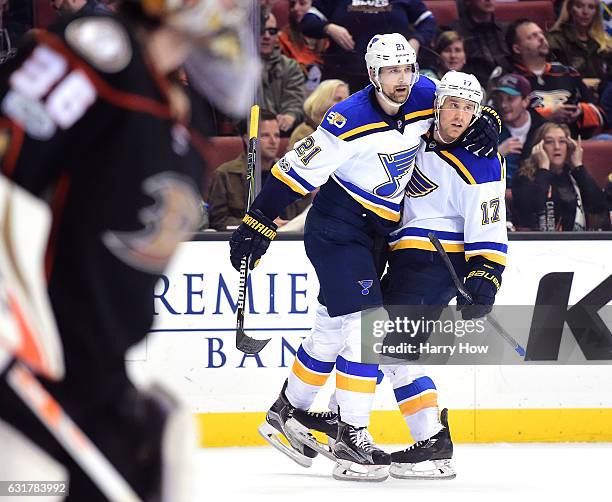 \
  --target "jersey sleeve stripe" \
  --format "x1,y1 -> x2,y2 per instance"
338,120 -> 388,140
271,162 -> 316,192
465,251 -> 507,266
439,150 -> 477,184
464,242 -> 508,253
271,164 -> 310,196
